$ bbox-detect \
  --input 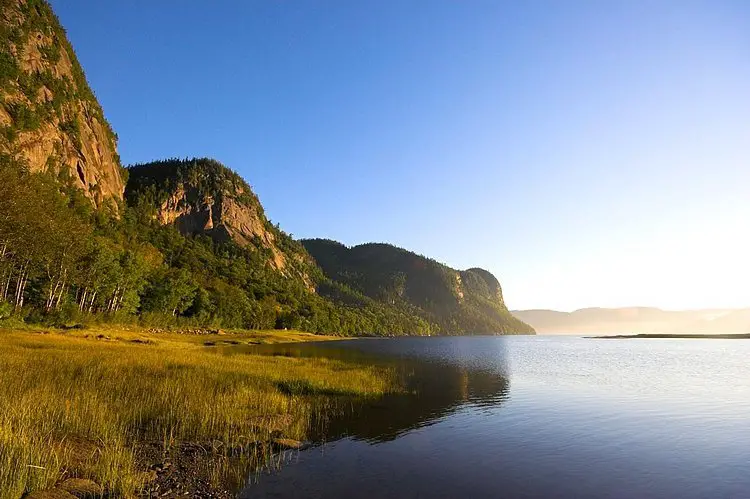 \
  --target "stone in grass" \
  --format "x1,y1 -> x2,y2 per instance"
272,438 -> 310,450
58,478 -> 103,498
